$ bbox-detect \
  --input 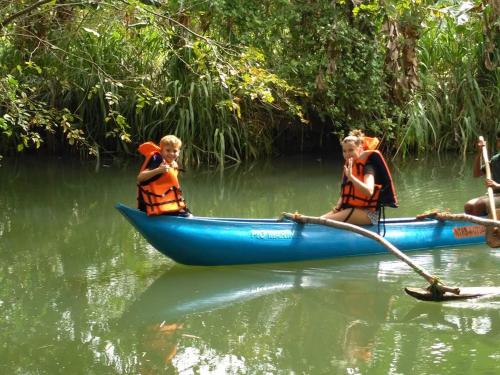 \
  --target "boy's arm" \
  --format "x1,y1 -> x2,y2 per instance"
137,153 -> 169,184
137,163 -> 169,183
